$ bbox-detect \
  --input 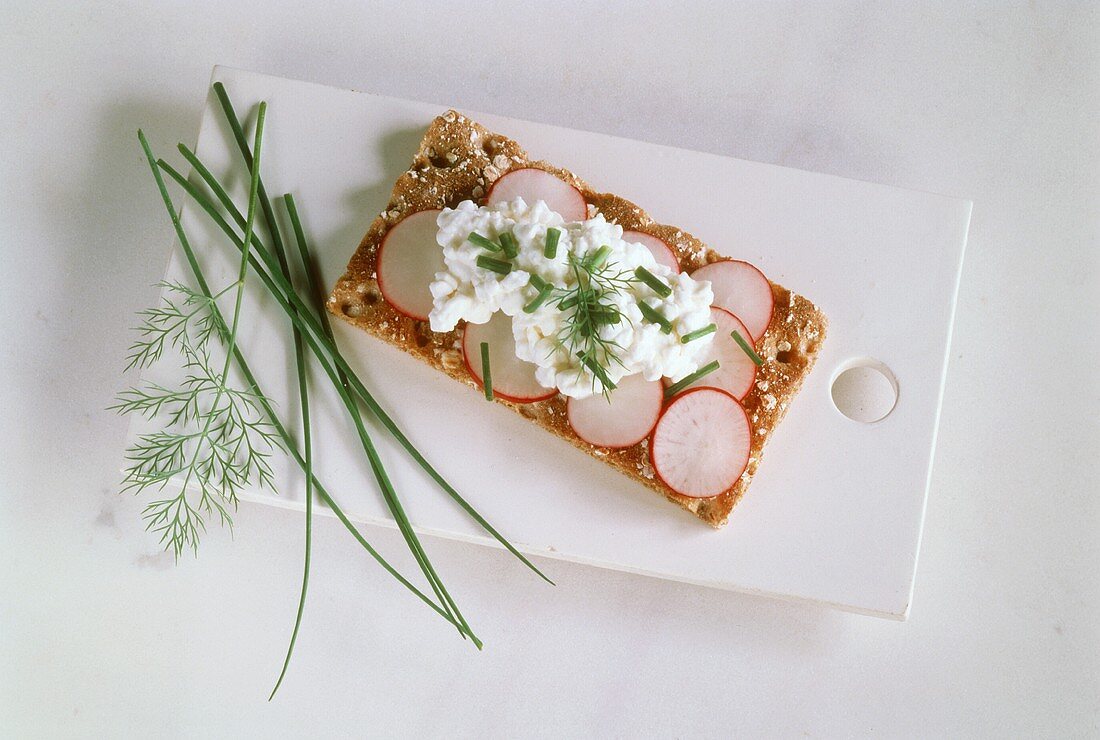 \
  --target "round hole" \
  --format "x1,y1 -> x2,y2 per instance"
830,358 -> 898,423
